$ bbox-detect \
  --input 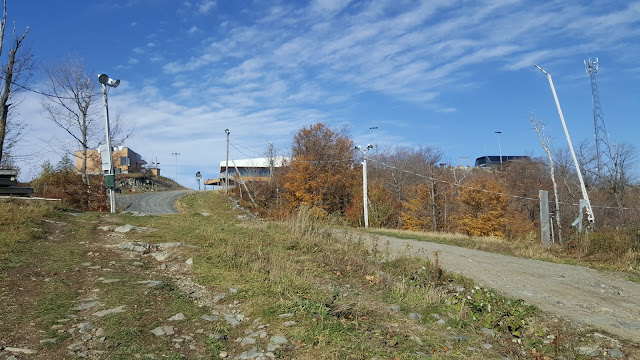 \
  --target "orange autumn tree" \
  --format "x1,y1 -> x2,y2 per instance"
283,123 -> 356,215
401,183 -> 436,231
453,176 -> 508,237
